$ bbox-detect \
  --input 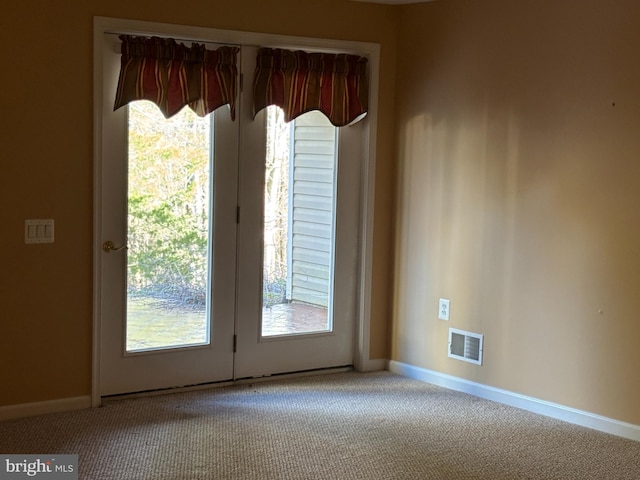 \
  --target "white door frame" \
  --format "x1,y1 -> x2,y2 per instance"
92,16 -> 380,407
